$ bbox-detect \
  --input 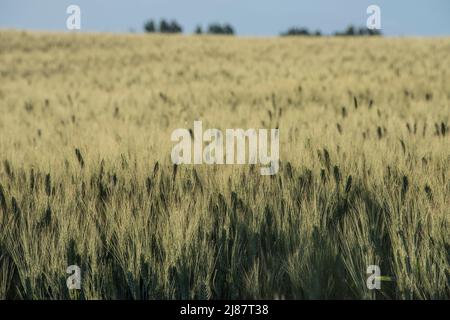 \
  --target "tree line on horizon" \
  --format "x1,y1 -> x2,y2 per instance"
144,19 -> 234,35
143,19 -> 382,36
281,25 -> 382,36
